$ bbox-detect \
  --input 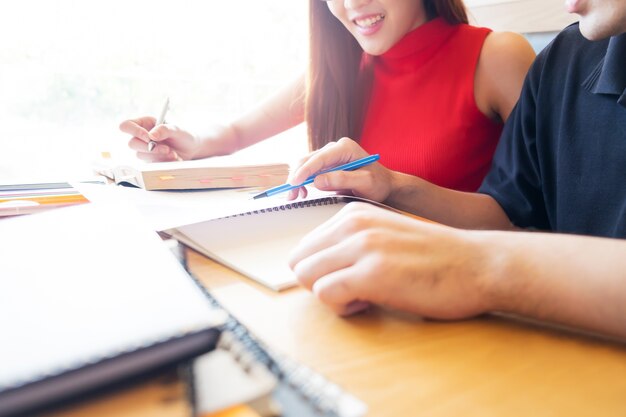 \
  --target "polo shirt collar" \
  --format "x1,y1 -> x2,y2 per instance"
585,32 -> 626,108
